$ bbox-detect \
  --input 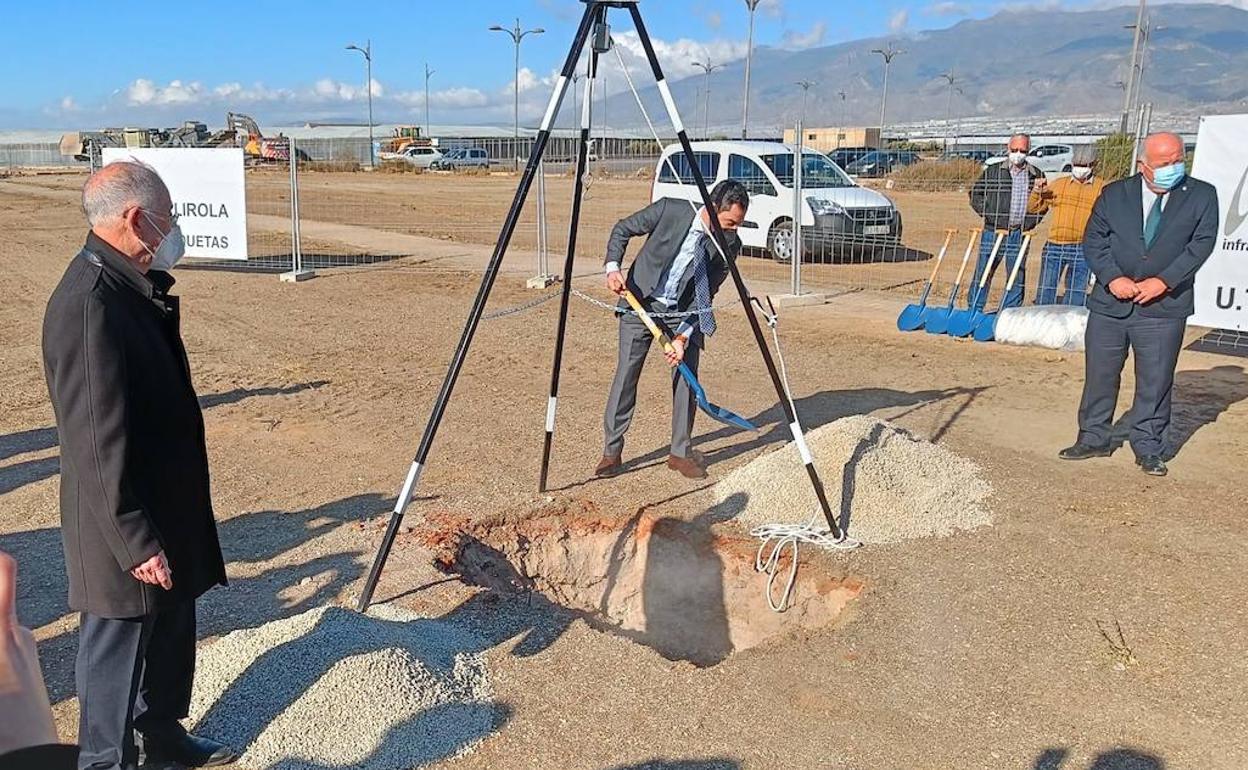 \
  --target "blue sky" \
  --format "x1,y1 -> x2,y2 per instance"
0,0 -> 1220,129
